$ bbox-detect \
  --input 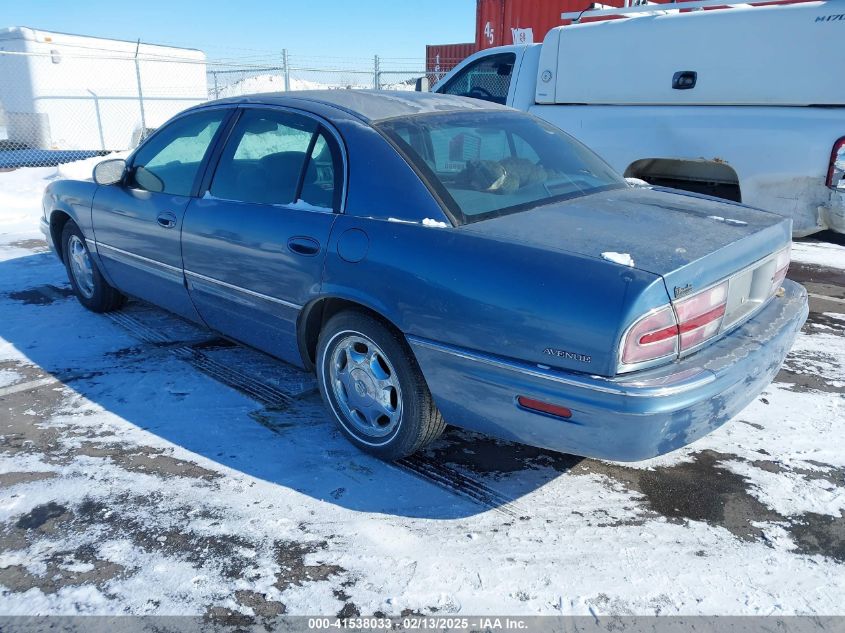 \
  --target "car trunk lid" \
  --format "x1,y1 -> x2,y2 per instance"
460,186 -> 792,297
